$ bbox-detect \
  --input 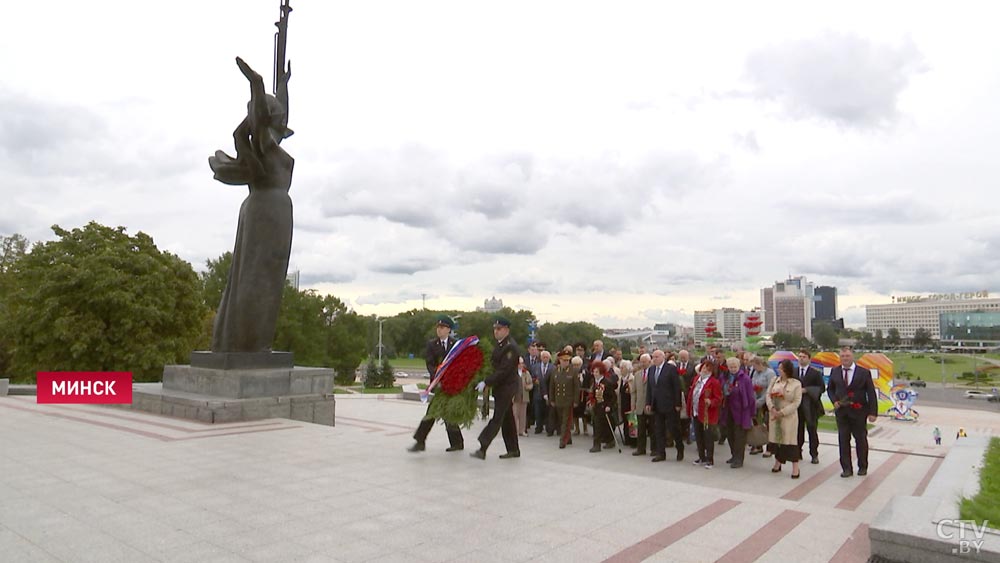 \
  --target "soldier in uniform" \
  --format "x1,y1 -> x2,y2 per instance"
408,315 -> 464,452
470,317 -> 521,460
548,349 -> 580,449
